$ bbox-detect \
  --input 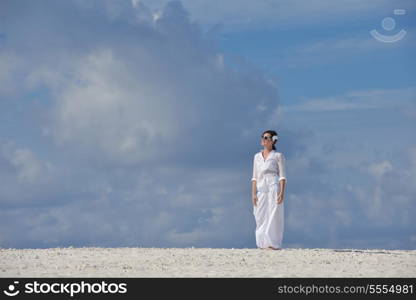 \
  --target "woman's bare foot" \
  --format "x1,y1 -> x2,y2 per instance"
267,246 -> 281,250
